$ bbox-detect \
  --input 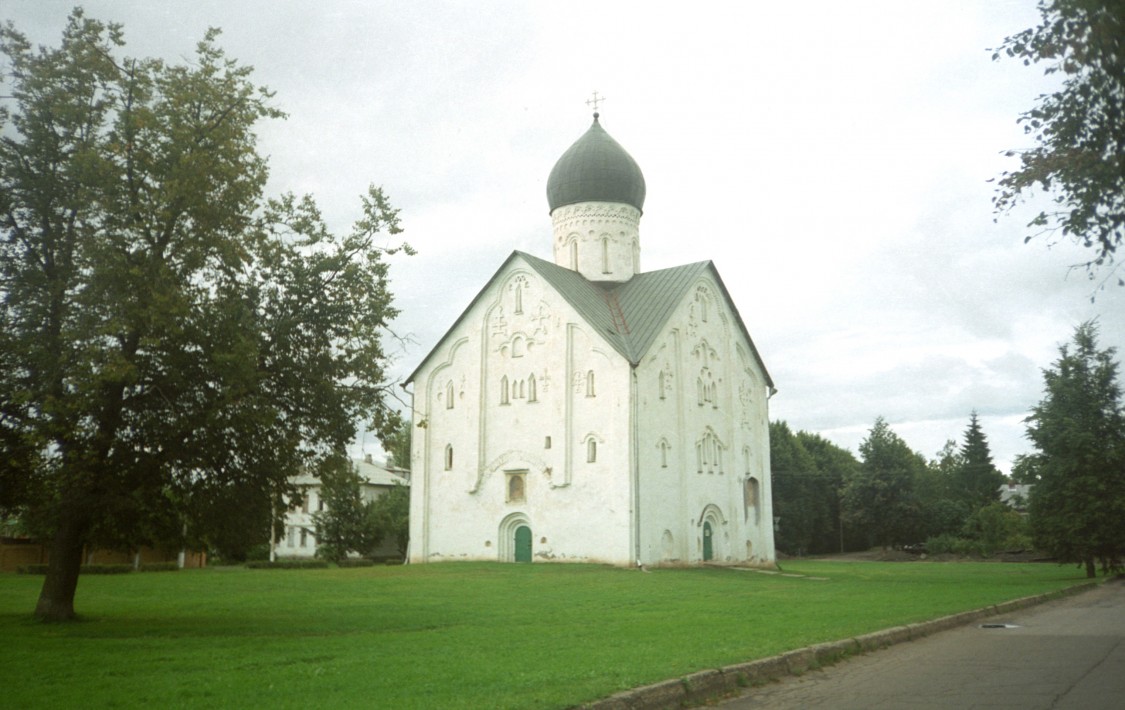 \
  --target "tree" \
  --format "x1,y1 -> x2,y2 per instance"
950,412 -> 1005,511
915,440 -> 971,540
769,421 -> 821,556
370,482 -> 409,558
992,1 -> 1125,279
770,422 -> 863,555
312,455 -> 381,563
796,430 -> 862,553
382,414 -> 412,470
842,417 -> 927,549
1024,322 -> 1125,577
0,12 -> 408,619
